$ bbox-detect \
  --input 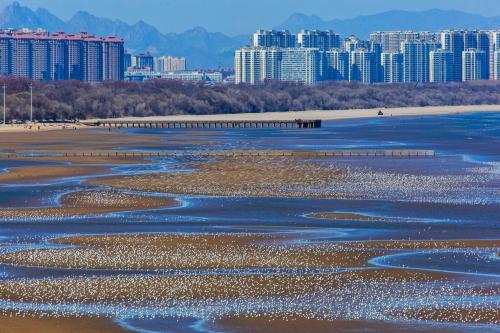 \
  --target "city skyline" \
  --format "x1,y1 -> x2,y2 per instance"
236,29 -> 498,85
2,0 -> 500,35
